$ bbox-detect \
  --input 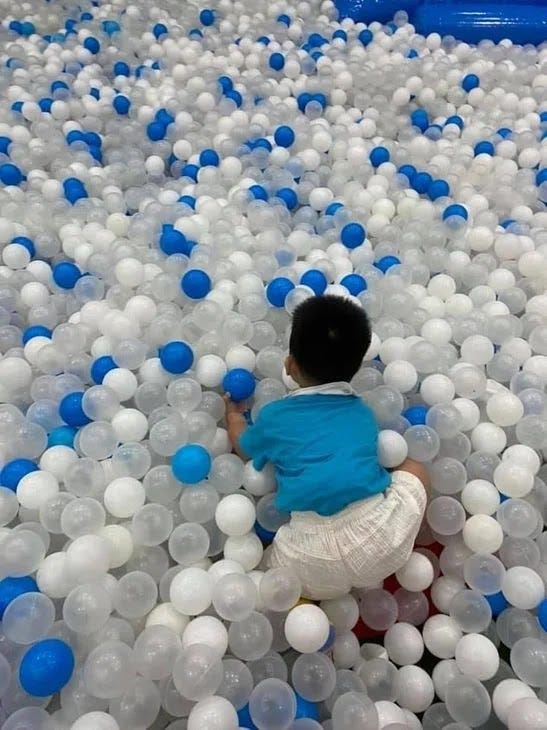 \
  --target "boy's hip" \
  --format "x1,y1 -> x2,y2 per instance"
288,470 -> 427,533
